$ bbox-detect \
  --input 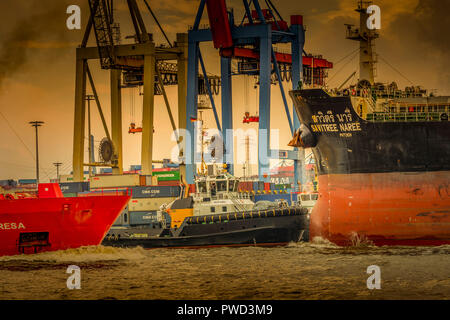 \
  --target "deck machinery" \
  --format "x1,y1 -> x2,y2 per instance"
185,0 -> 332,188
